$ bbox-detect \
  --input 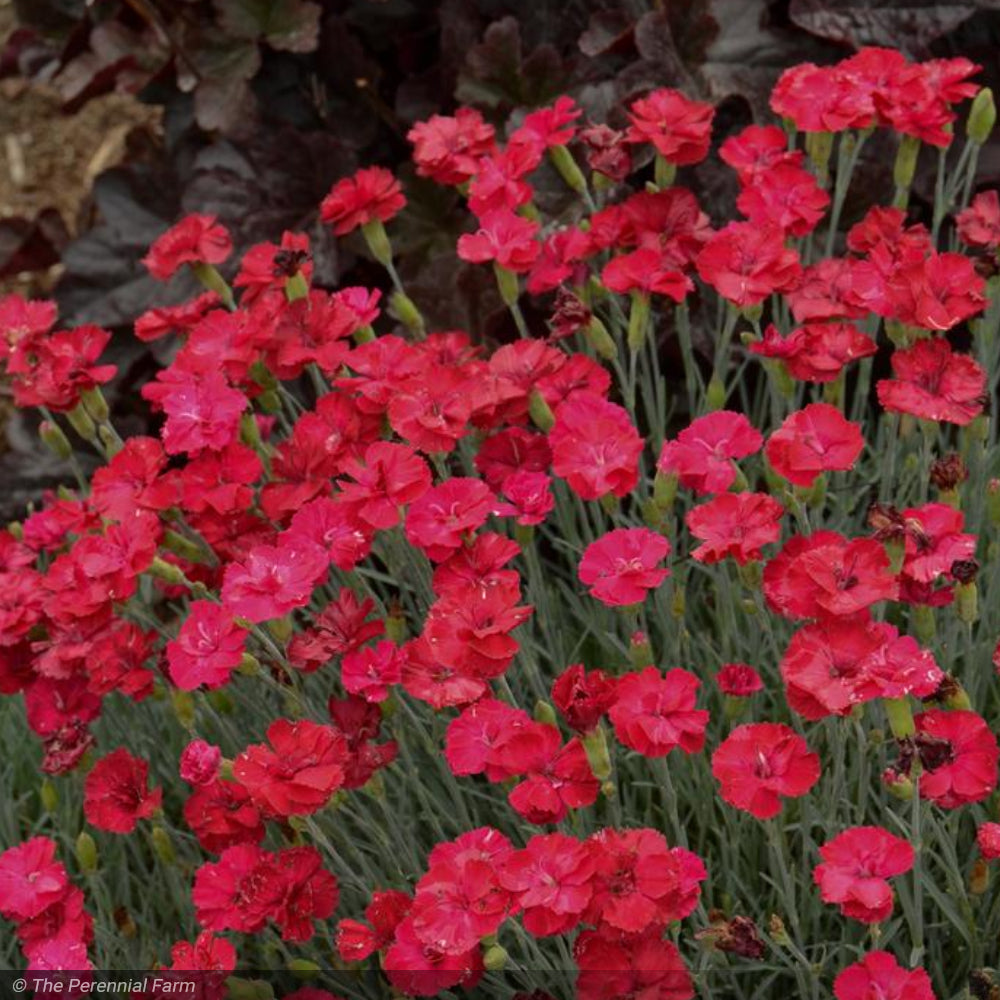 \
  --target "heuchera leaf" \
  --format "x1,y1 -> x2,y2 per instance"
215,0 -> 323,53
456,16 -> 567,110
789,0 -> 987,55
